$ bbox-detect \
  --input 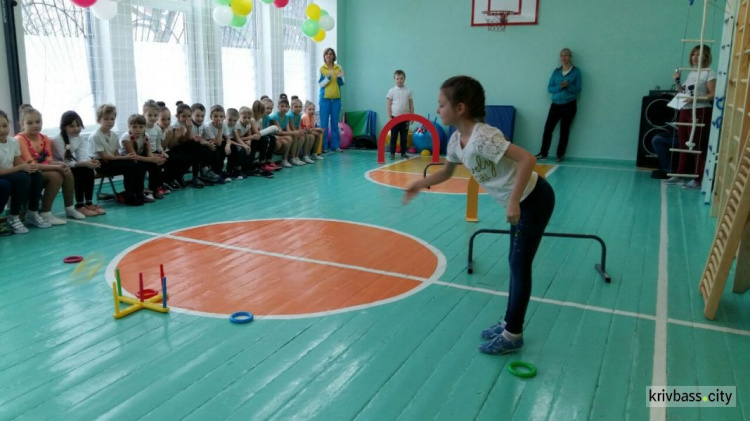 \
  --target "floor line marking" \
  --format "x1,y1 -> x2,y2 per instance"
650,183 -> 669,421
72,219 -> 750,337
